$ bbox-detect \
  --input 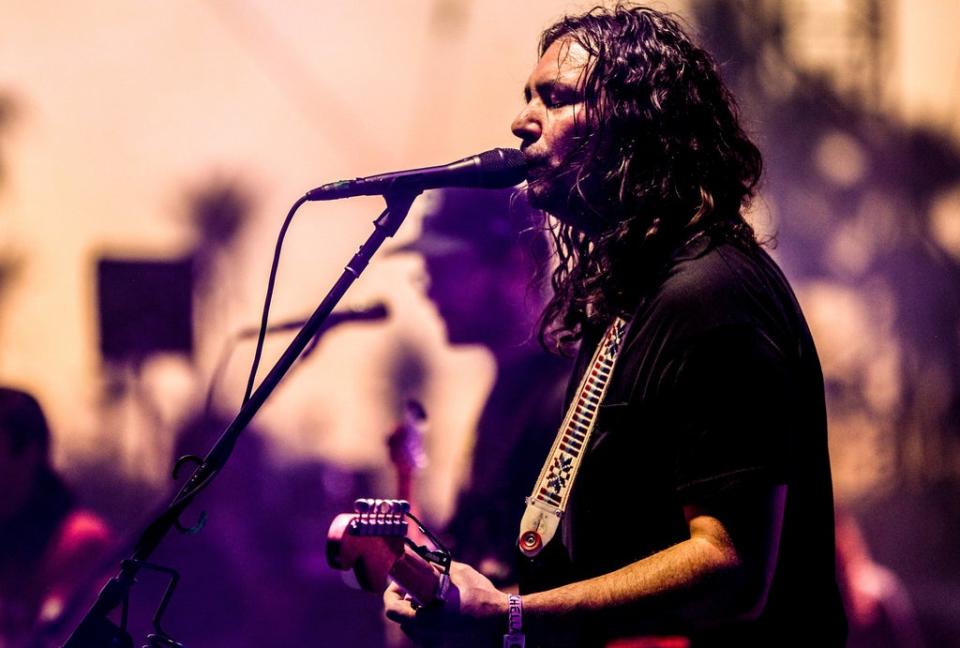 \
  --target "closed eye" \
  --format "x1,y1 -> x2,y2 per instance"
543,83 -> 581,109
